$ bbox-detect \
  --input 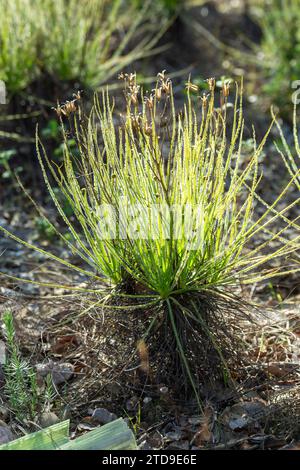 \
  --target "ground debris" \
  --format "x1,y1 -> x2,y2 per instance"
36,360 -> 74,386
